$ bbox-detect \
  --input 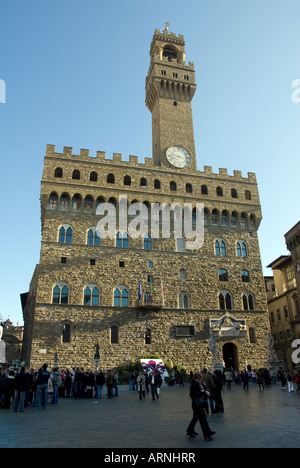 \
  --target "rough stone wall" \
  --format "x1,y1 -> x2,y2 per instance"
23,145 -> 270,371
